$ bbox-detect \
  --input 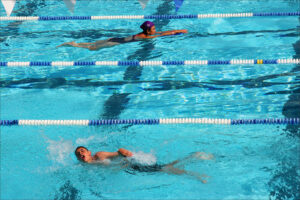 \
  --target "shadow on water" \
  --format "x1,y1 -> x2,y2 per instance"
267,17 -> 300,200
207,71 -> 300,89
54,180 -> 81,200
1,28 -> 136,42
101,0 -> 174,119
282,40 -> 300,137
185,28 -> 298,39
102,93 -> 131,119
0,78 -> 223,91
